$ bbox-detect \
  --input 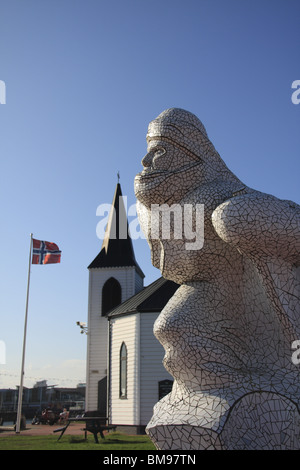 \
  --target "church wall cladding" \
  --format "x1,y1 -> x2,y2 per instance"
109,314 -> 139,425
86,267 -> 138,411
140,312 -> 173,425
86,270 -> 108,410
